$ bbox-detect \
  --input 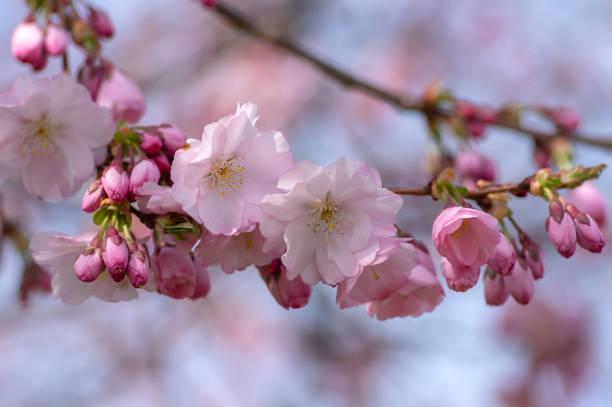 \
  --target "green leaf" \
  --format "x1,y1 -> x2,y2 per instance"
455,185 -> 468,197
93,208 -> 108,226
